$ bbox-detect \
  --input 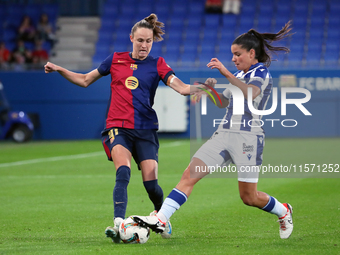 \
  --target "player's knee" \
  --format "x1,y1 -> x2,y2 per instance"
116,165 -> 131,183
